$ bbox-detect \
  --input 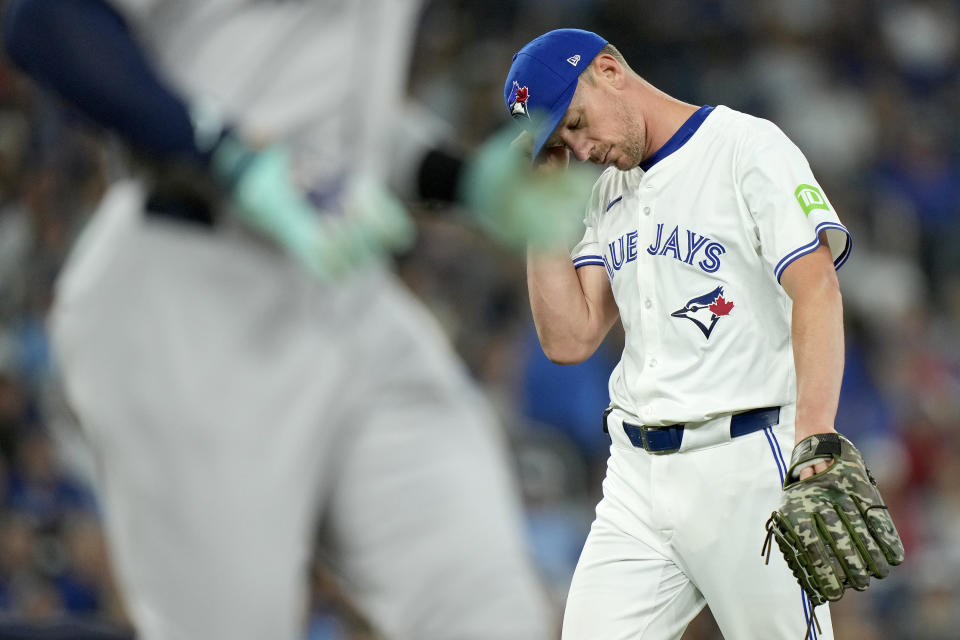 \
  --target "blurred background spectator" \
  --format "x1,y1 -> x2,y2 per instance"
1,0 -> 958,637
